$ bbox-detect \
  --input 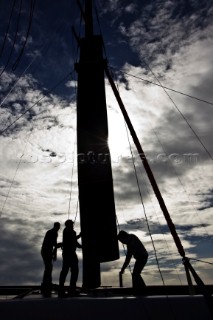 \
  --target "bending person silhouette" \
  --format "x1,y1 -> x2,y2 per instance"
41,222 -> 61,296
58,219 -> 82,297
118,230 -> 148,294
